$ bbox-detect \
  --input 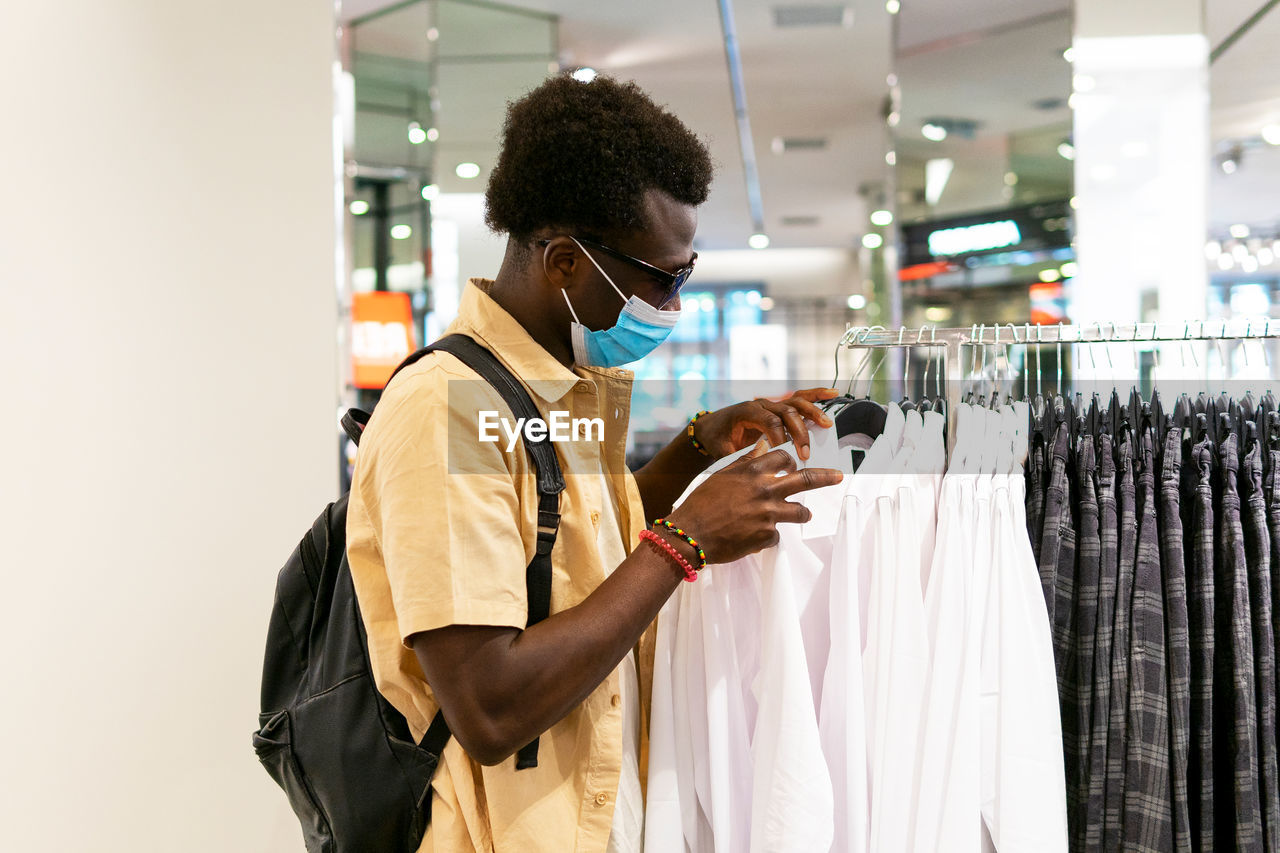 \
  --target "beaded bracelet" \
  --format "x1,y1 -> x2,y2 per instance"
639,529 -> 699,582
651,517 -> 708,573
687,410 -> 713,457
